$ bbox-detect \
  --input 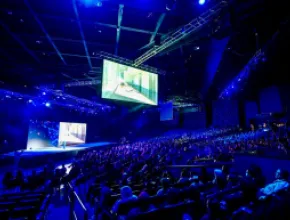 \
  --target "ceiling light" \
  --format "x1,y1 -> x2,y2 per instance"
95,0 -> 102,7
199,0 -> 206,5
